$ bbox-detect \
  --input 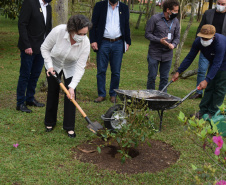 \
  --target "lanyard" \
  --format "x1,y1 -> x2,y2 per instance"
162,15 -> 174,31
